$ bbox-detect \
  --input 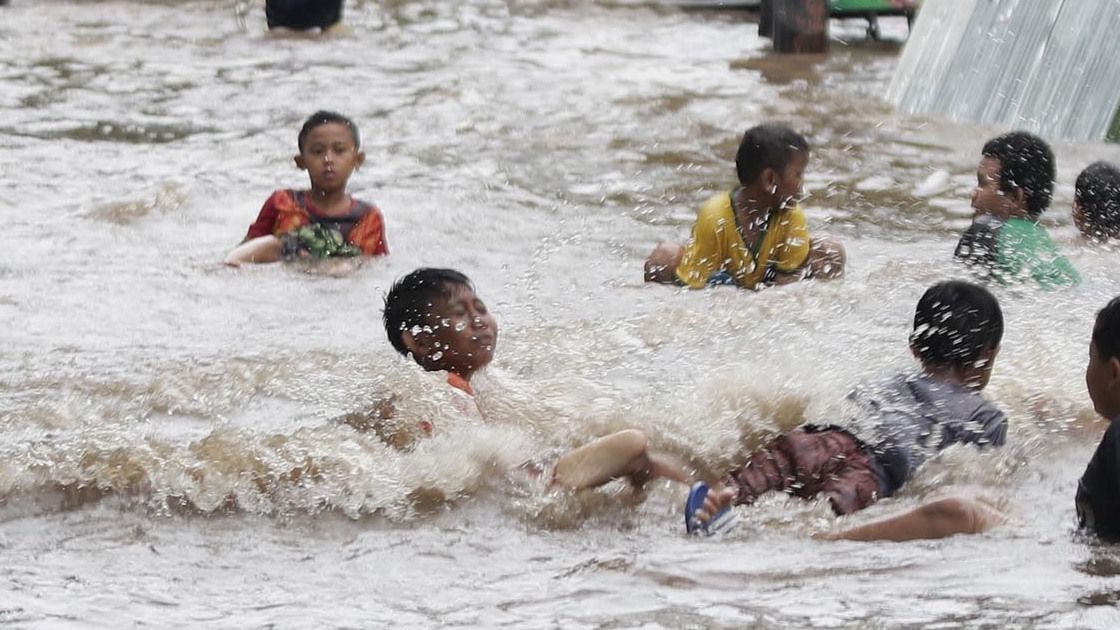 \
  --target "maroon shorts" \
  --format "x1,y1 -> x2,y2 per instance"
723,426 -> 884,515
